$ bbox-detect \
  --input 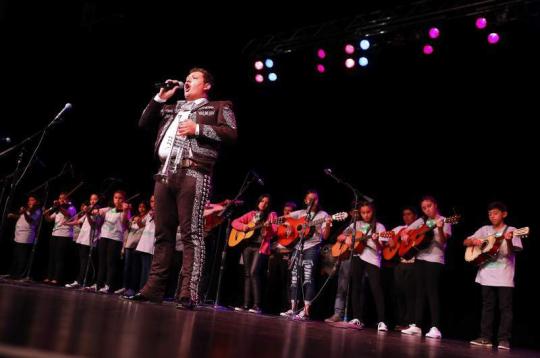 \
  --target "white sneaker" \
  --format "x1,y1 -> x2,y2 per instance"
402,324 -> 422,335
65,281 -> 80,288
425,326 -> 442,339
114,287 -> 126,295
348,318 -> 364,329
280,309 -> 294,317
98,285 -> 110,294
294,309 -> 309,321
377,322 -> 388,332
234,306 -> 246,312
85,284 -> 98,292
